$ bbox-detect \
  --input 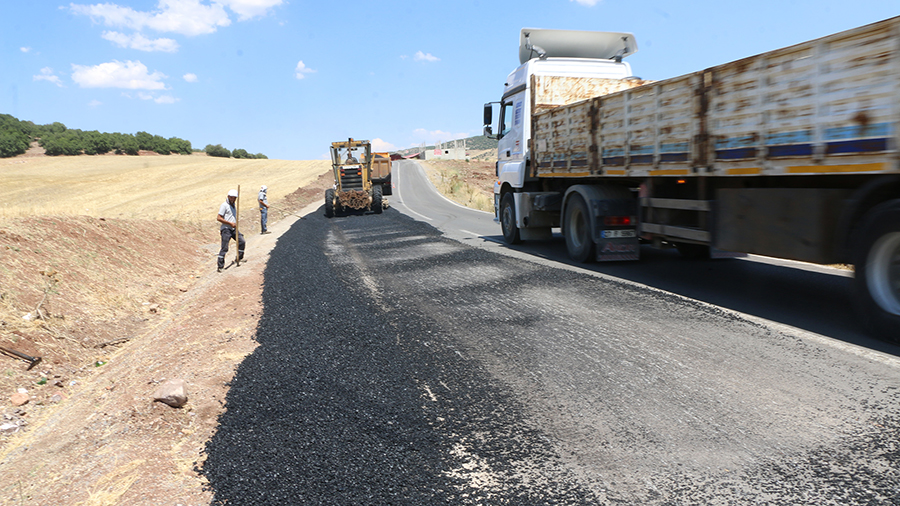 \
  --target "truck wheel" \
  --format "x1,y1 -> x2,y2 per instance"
372,185 -> 383,214
564,193 -> 595,262
324,188 -> 335,218
500,192 -> 521,244
852,199 -> 900,342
